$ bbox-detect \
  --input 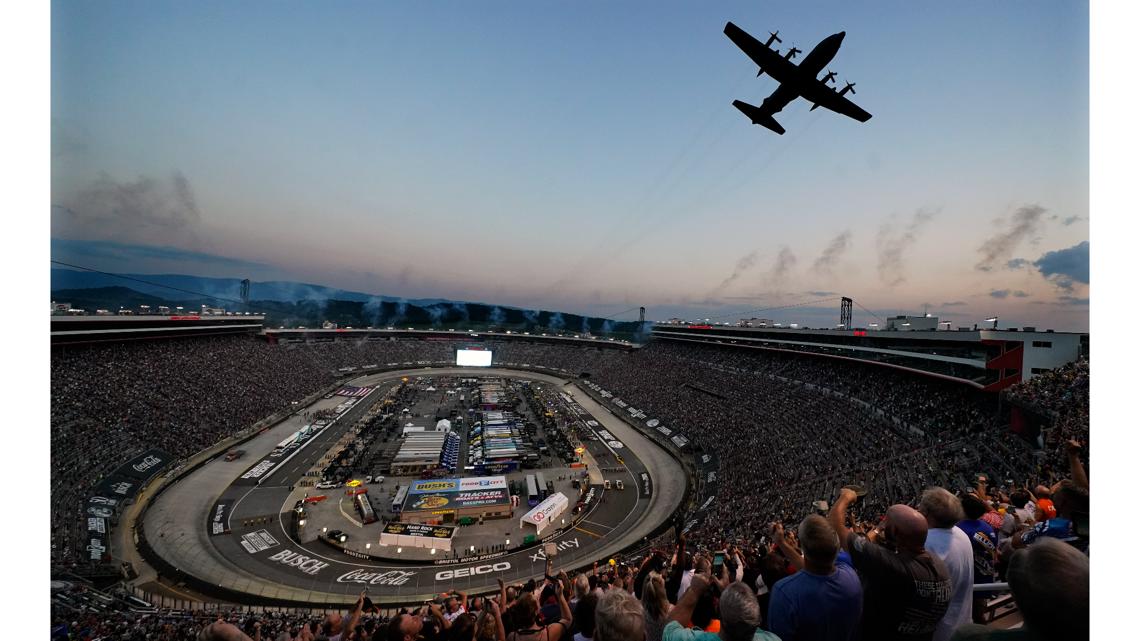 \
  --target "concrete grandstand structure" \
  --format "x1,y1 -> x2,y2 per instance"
51,313 -> 1088,628
653,323 -> 1086,391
